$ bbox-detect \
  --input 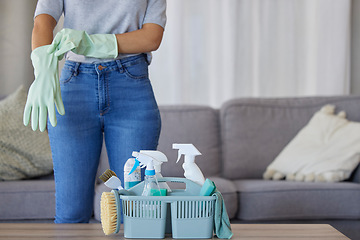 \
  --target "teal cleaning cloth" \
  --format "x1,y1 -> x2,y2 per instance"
212,190 -> 233,239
